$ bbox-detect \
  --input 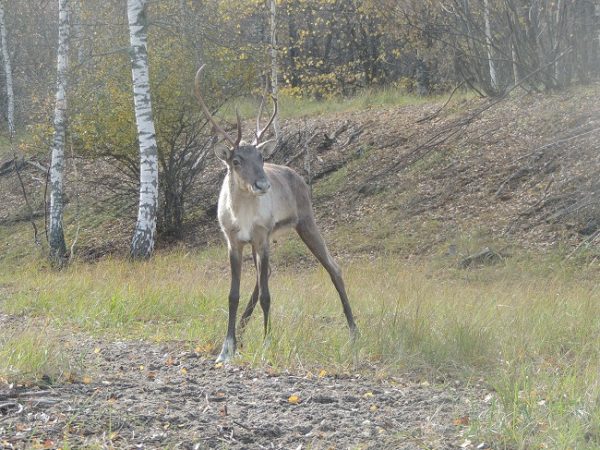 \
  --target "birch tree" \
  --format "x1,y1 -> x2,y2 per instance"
48,0 -> 70,265
127,0 -> 159,259
483,0 -> 497,92
269,0 -> 280,140
0,1 -> 15,138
